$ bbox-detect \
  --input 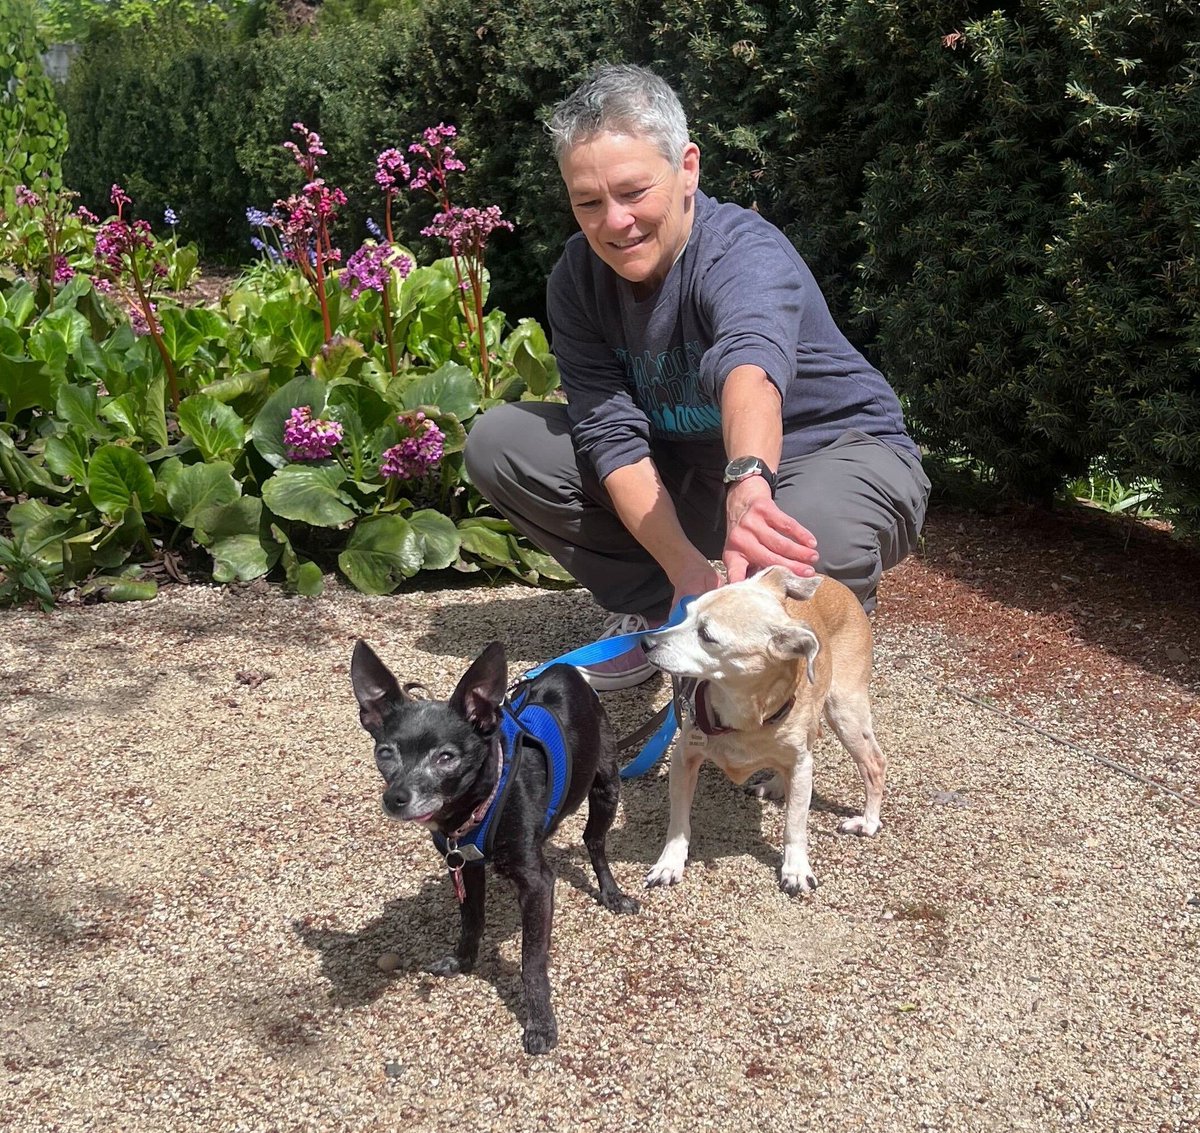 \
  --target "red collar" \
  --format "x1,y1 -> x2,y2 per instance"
447,737 -> 505,841
692,680 -> 795,736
